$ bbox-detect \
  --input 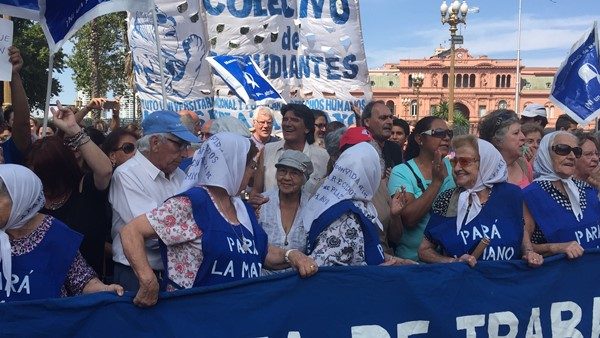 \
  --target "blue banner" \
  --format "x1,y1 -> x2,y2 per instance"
2,252 -> 600,337
208,55 -> 285,105
550,21 -> 600,125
